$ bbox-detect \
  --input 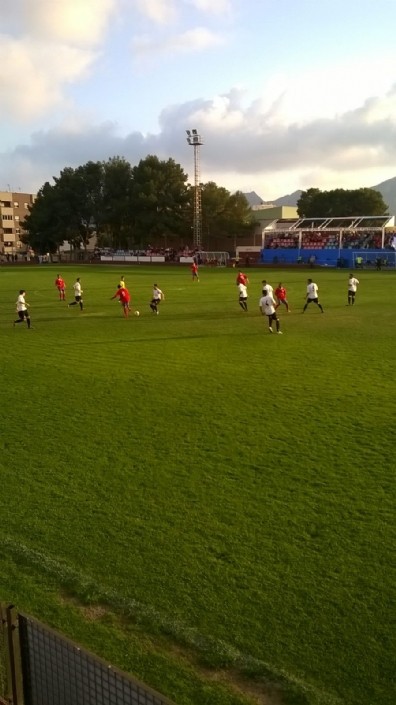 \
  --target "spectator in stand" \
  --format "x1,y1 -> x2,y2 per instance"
275,283 -> 290,312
